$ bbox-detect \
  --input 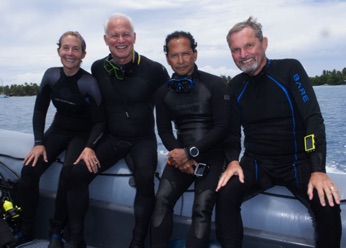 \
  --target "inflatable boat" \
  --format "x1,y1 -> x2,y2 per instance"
0,129 -> 345,247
